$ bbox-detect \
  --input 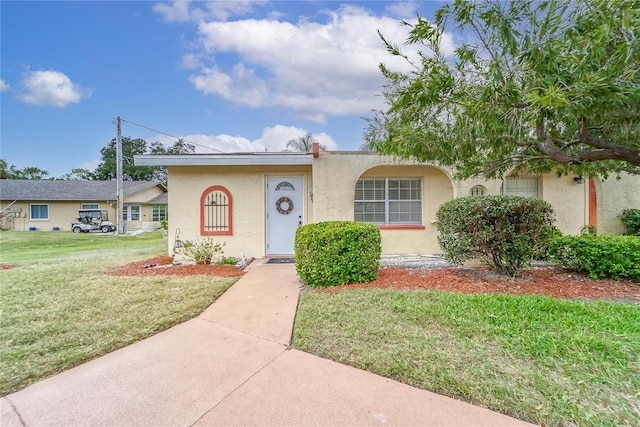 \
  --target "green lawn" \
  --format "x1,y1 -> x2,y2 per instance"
0,231 -> 237,395
294,288 -> 640,427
